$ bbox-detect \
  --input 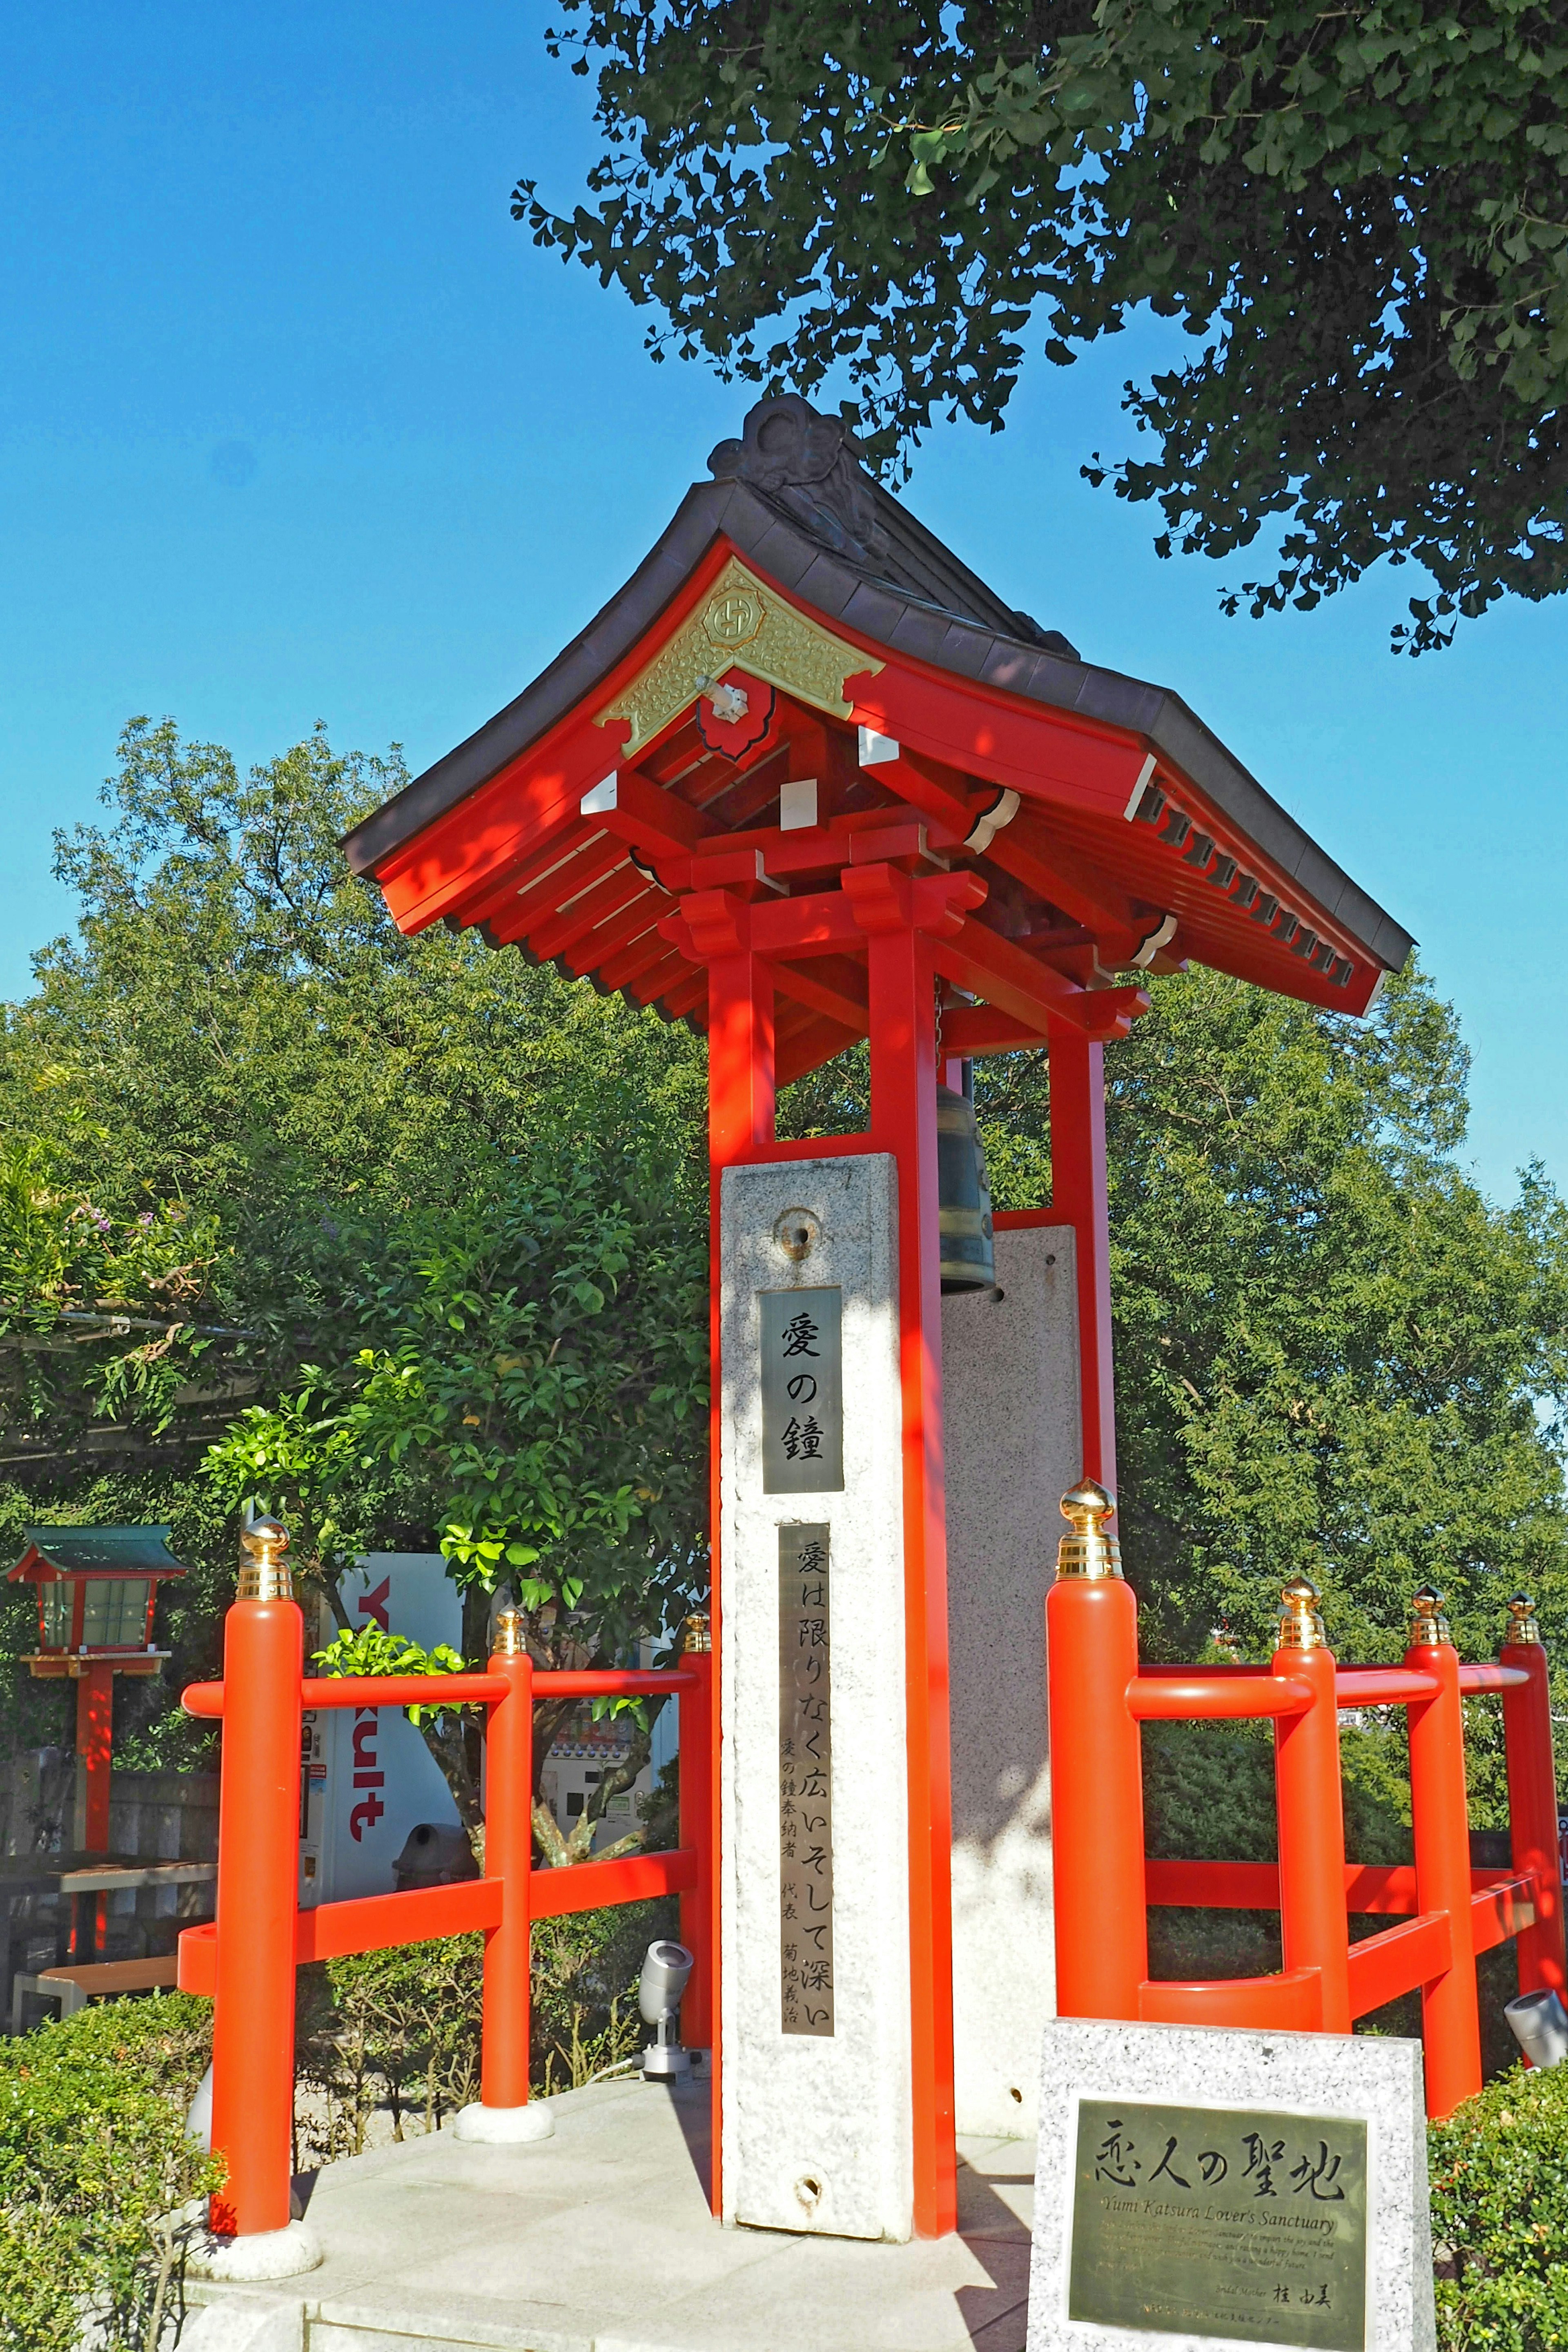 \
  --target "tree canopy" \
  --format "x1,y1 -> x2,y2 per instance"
2,719 -> 1566,1821
518,0 -> 1568,651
